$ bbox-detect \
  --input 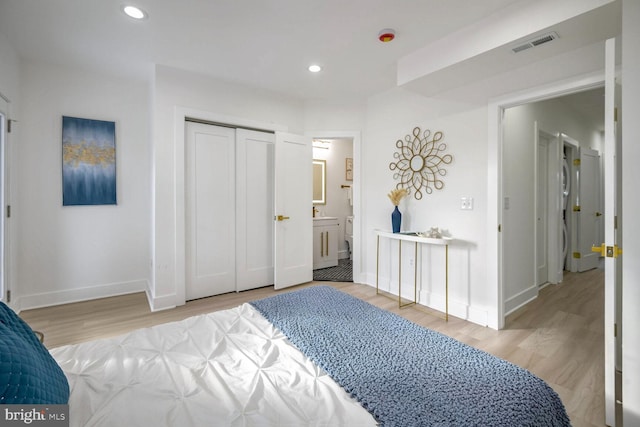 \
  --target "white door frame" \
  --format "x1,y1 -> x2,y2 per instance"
488,72 -> 605,330
0,93 -> 8,304
602,37 -> 620,426
307,131 -> 362,283
535,125 -> 562,287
